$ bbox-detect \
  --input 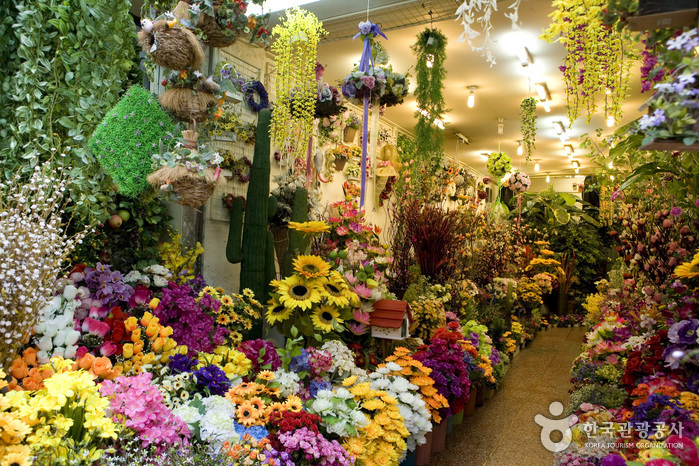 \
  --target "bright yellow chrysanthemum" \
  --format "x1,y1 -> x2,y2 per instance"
362,398 -> 386,411
276,275 -> 322,311
675,252 -> 699,279
342,375 -> 358,386
311,306 -> 342,333
288,221 -> 331,234
293,255 -> 331,279
266,299 -> 294,325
